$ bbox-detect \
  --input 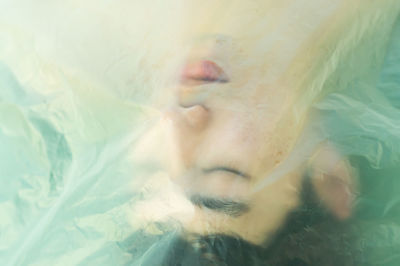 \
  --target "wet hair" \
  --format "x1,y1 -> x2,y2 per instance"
123,176 -> 358,266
